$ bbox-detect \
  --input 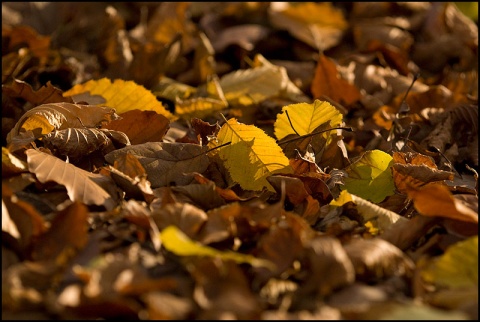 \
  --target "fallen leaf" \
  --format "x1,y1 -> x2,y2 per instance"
101,109 -> 170,145
160,225 -> 275,270
311,53 -> 362,107
421,235 -> 477,289
6,102 -> 119,144
213,117 -> 293,192
63,78 -> 175,120
104,142 -> 210,188
26,149 -> 117,210
406,183 -> 478,223
342,150 -> 395,203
